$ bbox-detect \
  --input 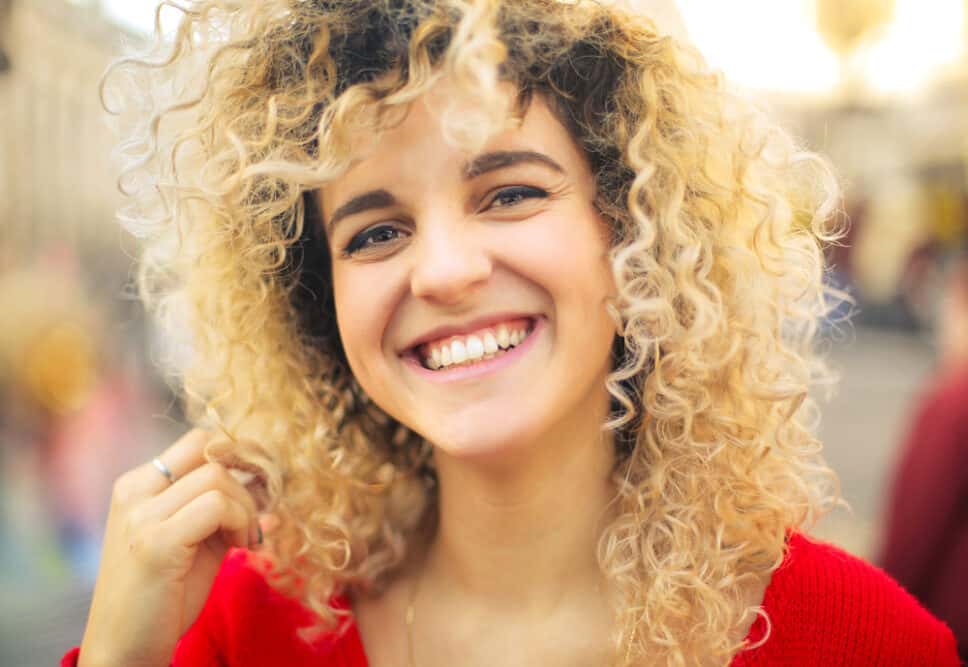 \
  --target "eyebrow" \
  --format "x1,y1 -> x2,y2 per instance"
327,189 -> 397,234
462,149 -> 565,179
325,150 -> 565,233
